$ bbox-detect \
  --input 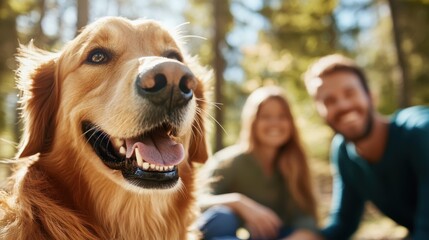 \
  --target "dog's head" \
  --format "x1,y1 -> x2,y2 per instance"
16,17 -> 209,191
